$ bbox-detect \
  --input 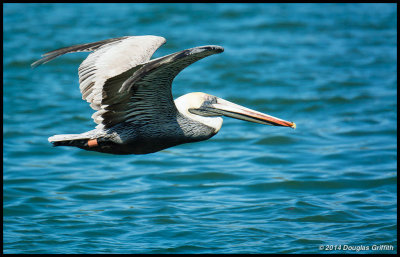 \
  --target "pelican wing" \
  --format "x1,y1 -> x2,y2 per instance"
96,45 -> 224,129
32,36 -> 223,130
32,35 -> 166,113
